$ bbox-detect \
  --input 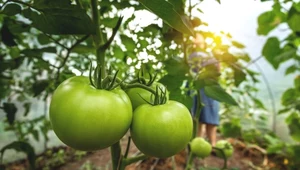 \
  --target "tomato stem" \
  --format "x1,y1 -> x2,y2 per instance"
110,142 -> 122,170
185,152 -> 195,170
212,147 -> 228,169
